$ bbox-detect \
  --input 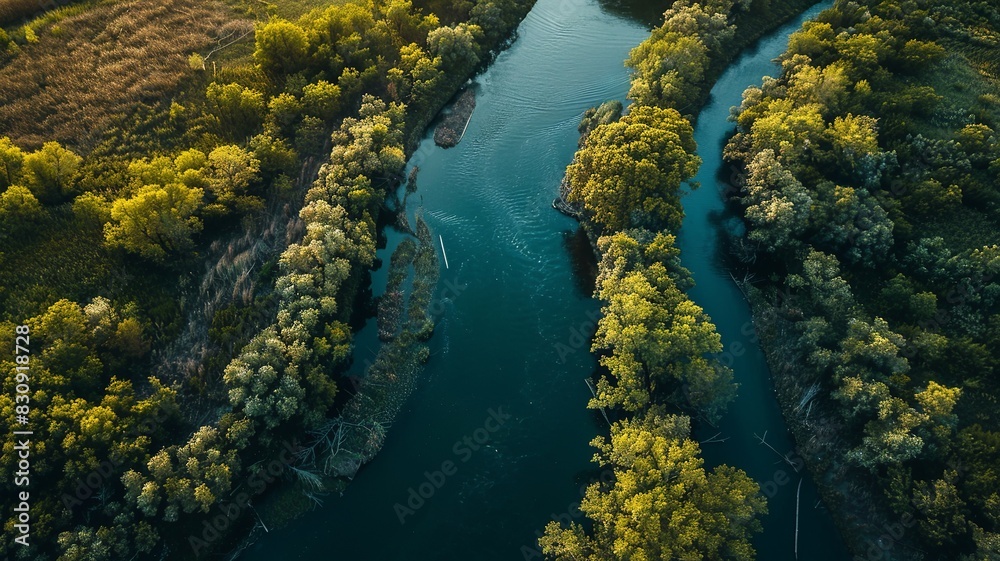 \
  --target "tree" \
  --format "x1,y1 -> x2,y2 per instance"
589,232 -> 734,420
174,148 -> 208,188
914,381 -> 961,451
627,16 -> 711,109
302,80 -> 342,121
913,471 -> 971,548
786,249 -> 856,321
828,113 -> 880,161
566,105 -> 700,231
104,183 -> 204,261
266,92 -> 302,137
592,267 -> 733,418
742,148 -> 812,253
222,326 -> 306,429
470,0 -> 518,45
427,23 -> 482,73
325,94 -> 407,180
206,83 -> 266,141
383,0 -> 436,45
0,185 -> 43,231
124,426 -> 239,521
249,133 -> 297,178
207,145 -> 261,200
128,156 -> 176,188
848,396 -> 925,470
747,101 -> 825,164
23,141 -> 82,203
398,43 -> 444,108
0,136 -> 24,190
253,18 -> 309,78
539,411 -> 766,561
